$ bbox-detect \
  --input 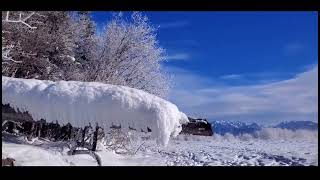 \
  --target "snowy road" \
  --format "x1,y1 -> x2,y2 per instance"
2,133 -> 318,166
